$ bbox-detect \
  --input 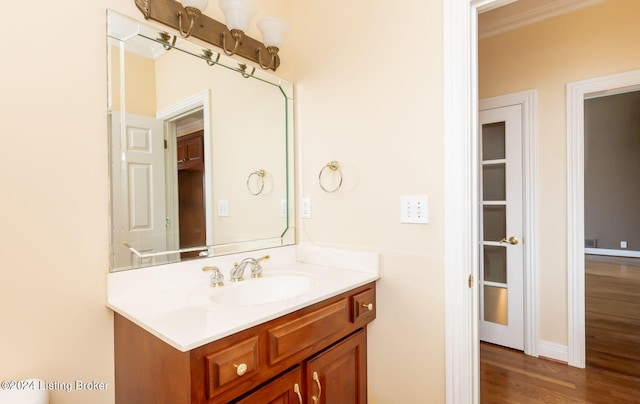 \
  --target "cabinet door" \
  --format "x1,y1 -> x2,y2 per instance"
306,330 -> 367,404
232,366 -> 303,404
